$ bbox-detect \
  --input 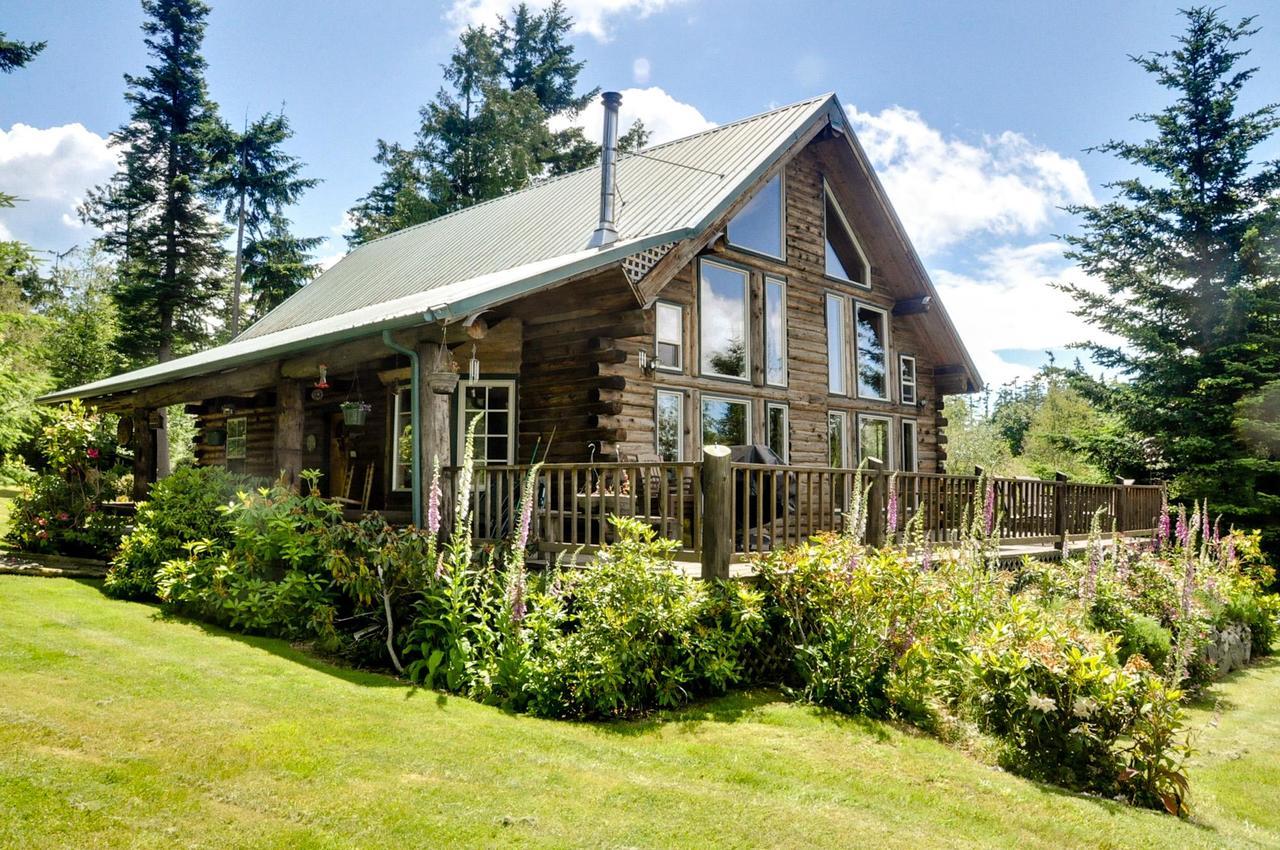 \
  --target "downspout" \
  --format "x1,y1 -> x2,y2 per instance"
381,330 -> 422,528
